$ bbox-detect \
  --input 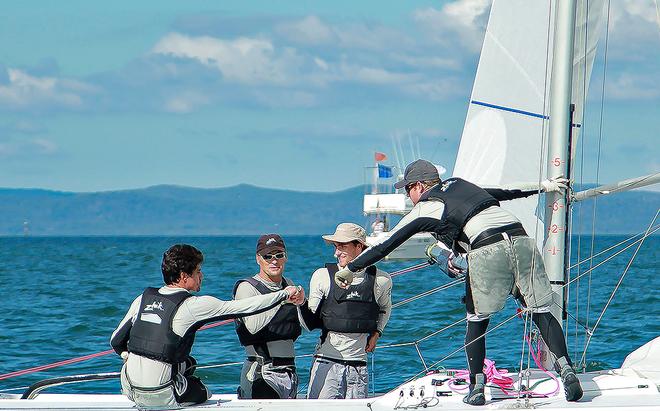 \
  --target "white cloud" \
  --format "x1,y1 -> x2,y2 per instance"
334,23 -> 414,52
276,16 -> 413,52
275,15 -> 334,45
32,138 -> 58,154
0,138 -> 58,159
253,90 -> 318,108
413,0 -> 491,53
605,72 -> 660,100
0,68 -> 93,109
389,54 -> 461,70
339,63 -> 418,85
608,0 -> 660,57
164,91 -> 210,113
620,0 -> 658,24
314,57 -> 329,71
152,33 -> 303,85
